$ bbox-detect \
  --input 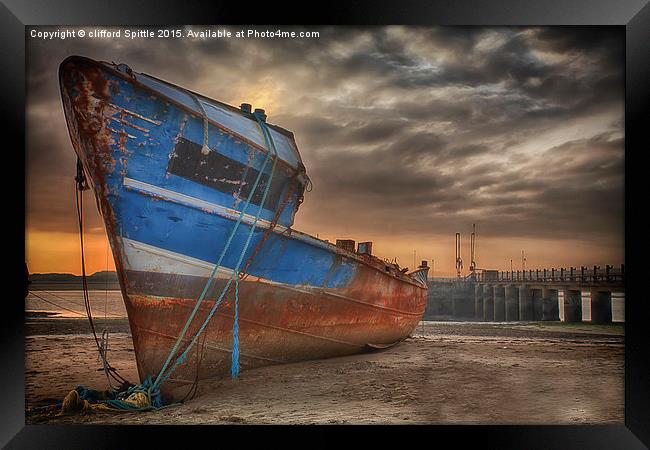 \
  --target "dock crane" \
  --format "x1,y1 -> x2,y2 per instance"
469,223 -> 477,275
455,232 -> 463,278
